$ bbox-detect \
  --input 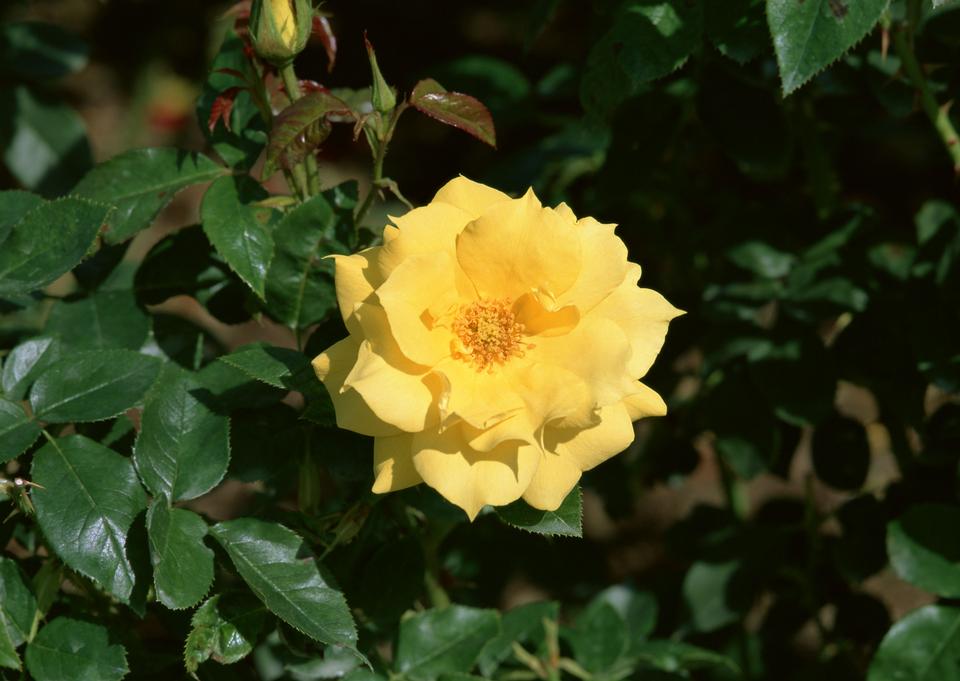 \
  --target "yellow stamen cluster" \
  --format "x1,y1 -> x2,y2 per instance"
452,299 -> 527,372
